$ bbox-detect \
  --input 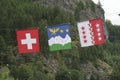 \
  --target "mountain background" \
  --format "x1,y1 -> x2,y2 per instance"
0,0 -> 120,80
